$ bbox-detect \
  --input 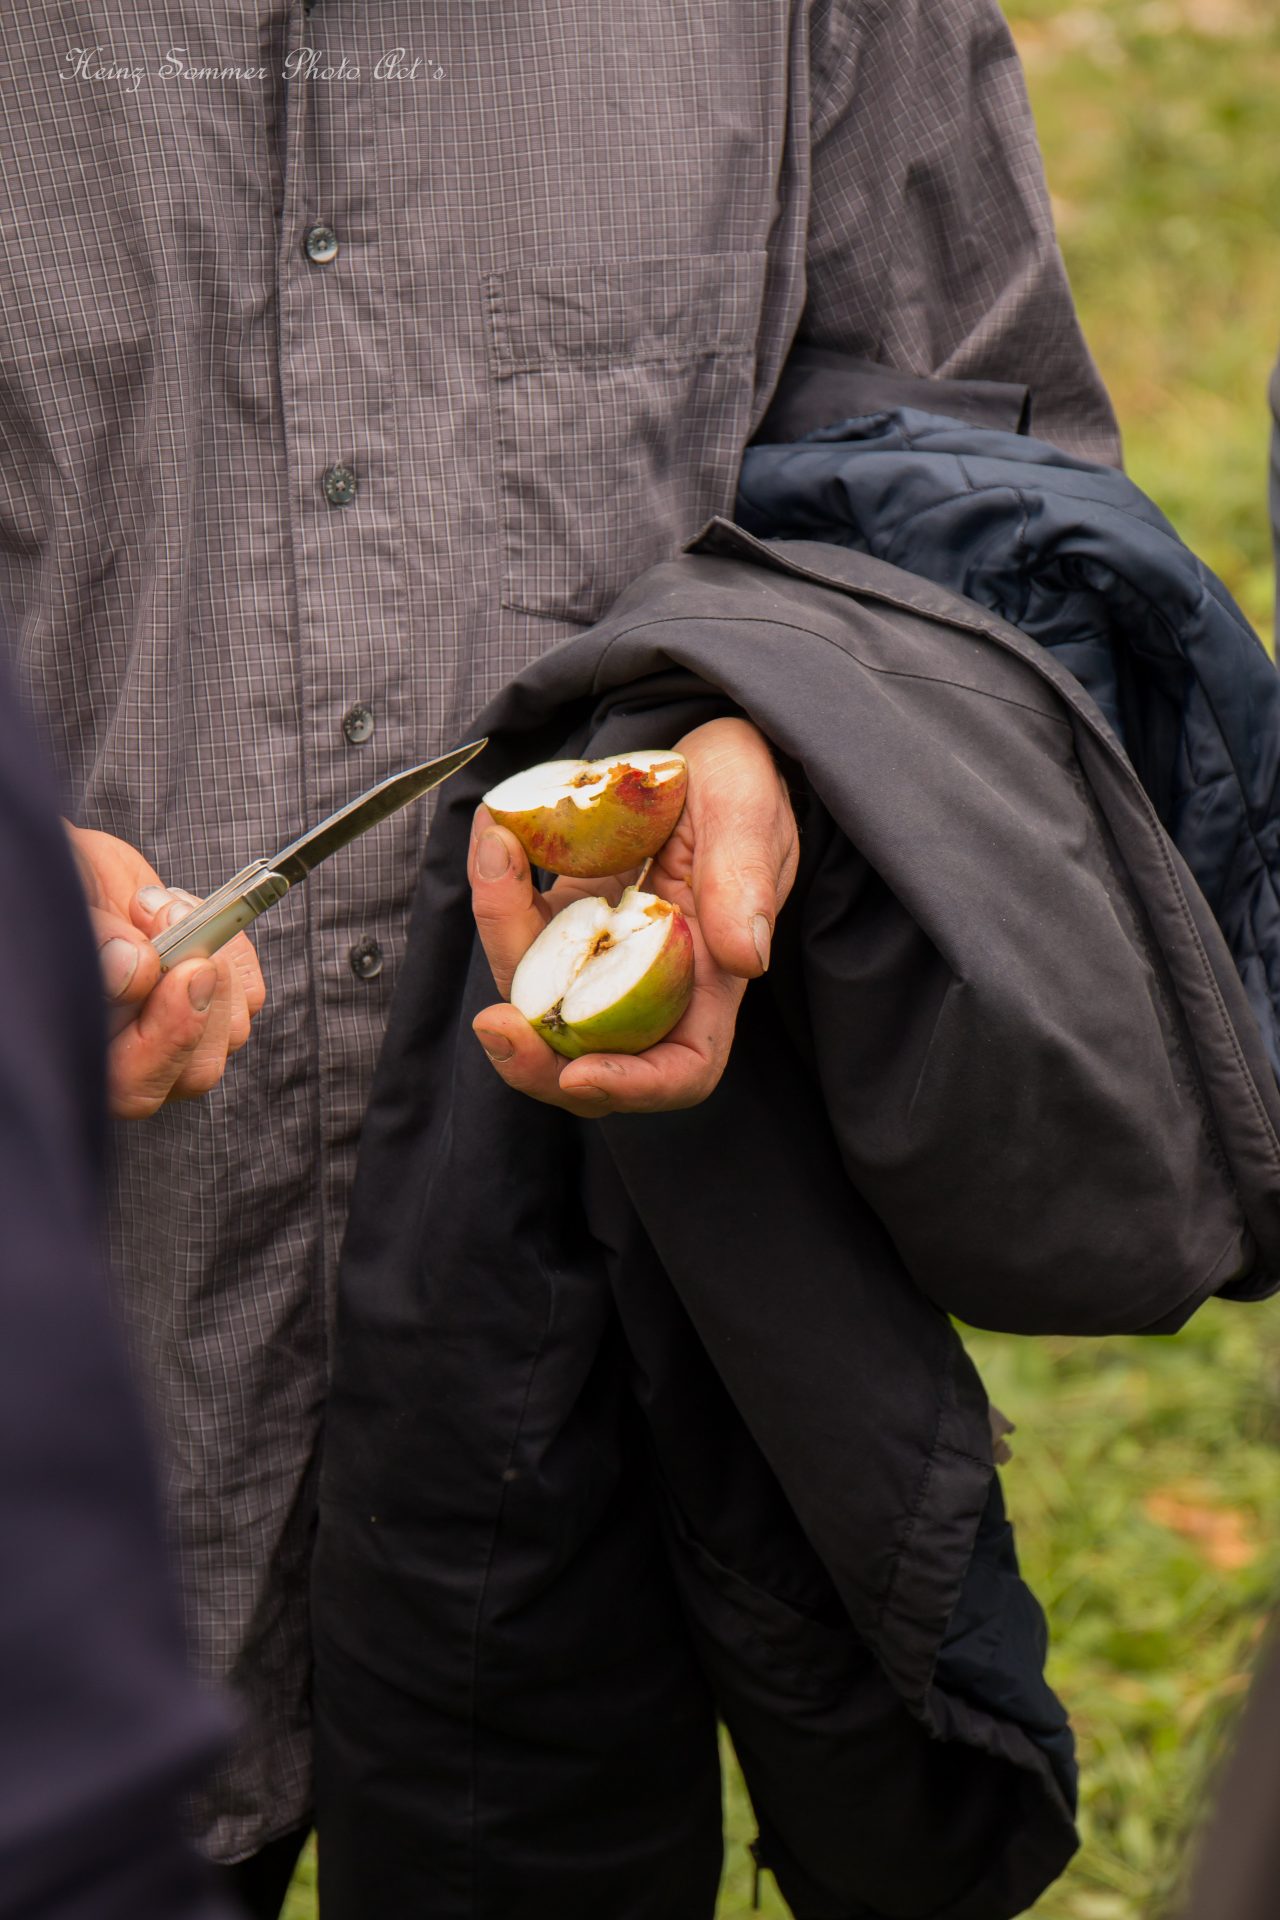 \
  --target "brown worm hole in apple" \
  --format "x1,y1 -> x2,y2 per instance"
484,750 -> 687,878
510,887 -> 694,1060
